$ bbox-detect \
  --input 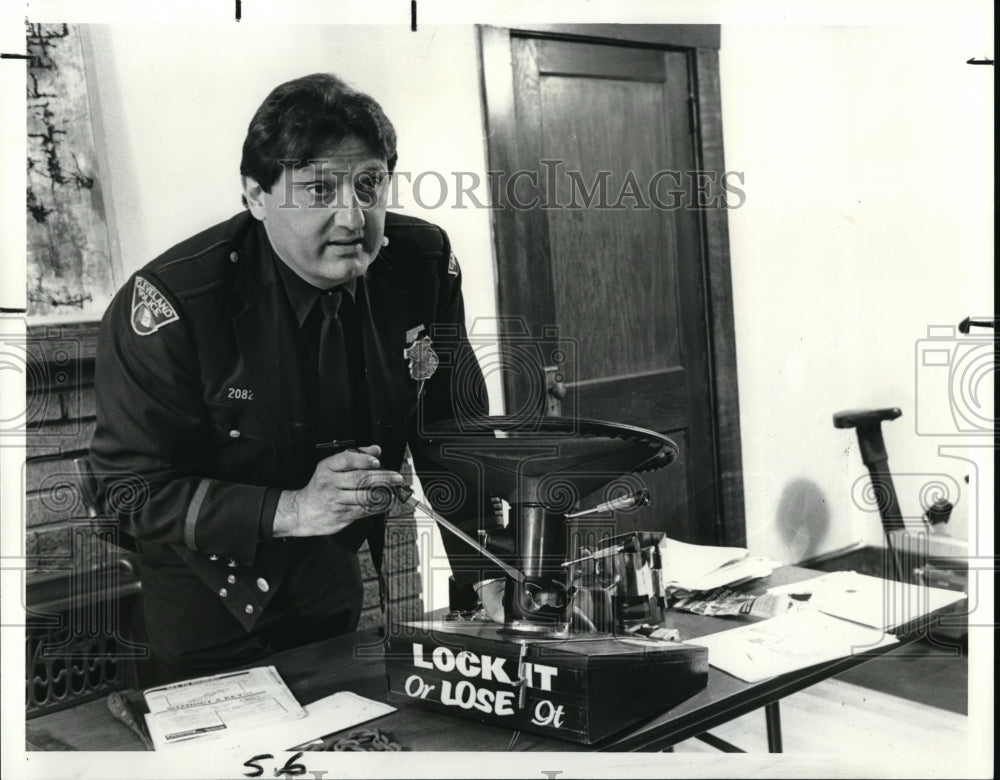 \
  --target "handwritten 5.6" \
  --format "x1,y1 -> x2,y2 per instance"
243,752 -> 309,777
